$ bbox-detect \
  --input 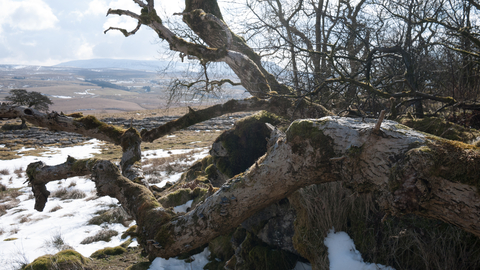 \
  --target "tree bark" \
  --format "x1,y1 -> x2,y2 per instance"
23,115 -> 480,260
